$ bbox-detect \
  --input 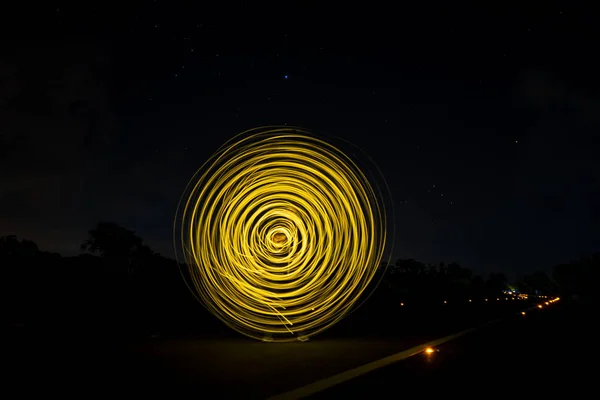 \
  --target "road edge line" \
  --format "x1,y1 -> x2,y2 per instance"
266,318 -> 501,400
